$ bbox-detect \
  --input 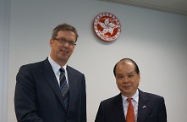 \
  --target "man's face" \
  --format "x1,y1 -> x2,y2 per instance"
115,61 -> 140,97
50,30 -> 76,65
